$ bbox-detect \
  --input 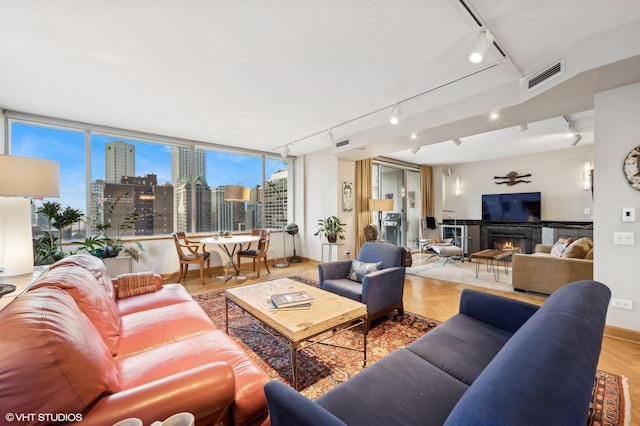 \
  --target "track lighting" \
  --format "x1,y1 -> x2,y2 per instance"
411,146 -> 420,154
410,132 -> 418,140
327,128 -> 334,144
452,138 -> 462,146
468,29 -> 495,64
489,111 -> 499,120
568,134 -> 582,146
390,103 -> 400,125
281,145 -> 290,157
517,124 -> 528,132
564,123 -> 578,138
